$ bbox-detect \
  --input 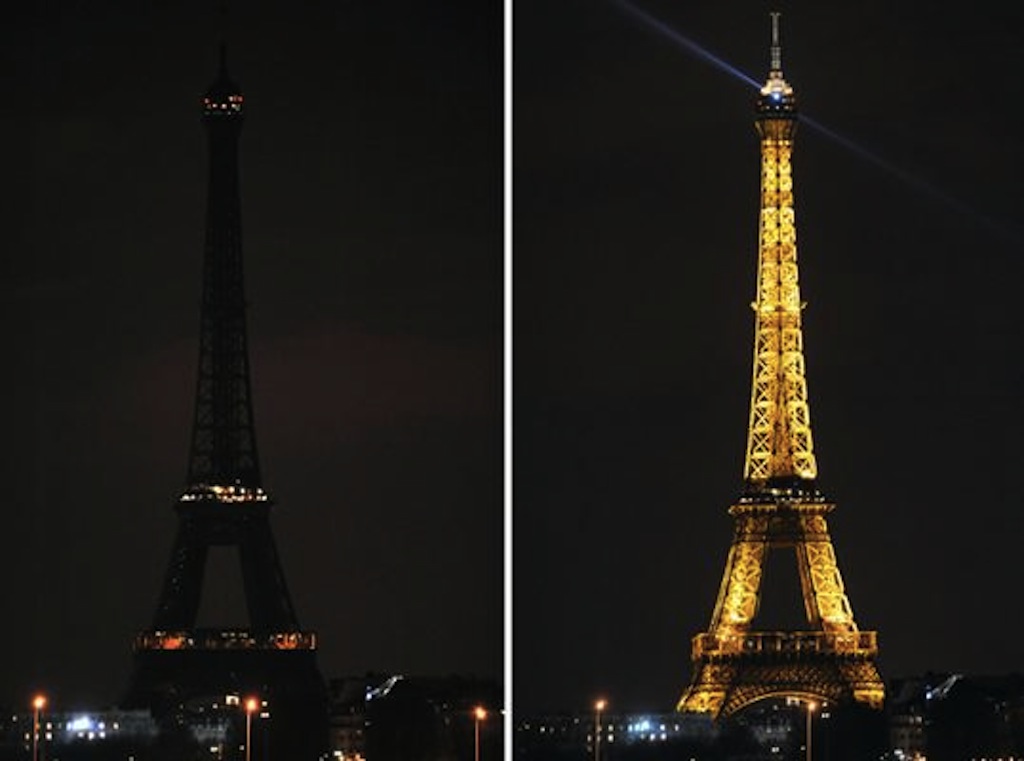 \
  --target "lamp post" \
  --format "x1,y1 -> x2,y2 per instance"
31,694 -> 46,761
473,706 -> 487,761
244,697 -> 260,761
805,700 -> 817,761
593,699 -> 607,761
